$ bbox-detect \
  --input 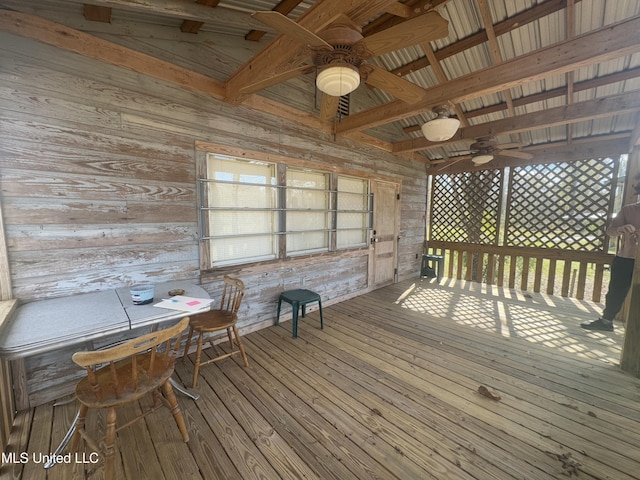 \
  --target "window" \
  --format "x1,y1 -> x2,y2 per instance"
202,155 -> 278,267
337,175 -> 370,249
199,152 -> 372,269
286,169 -> 330,255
